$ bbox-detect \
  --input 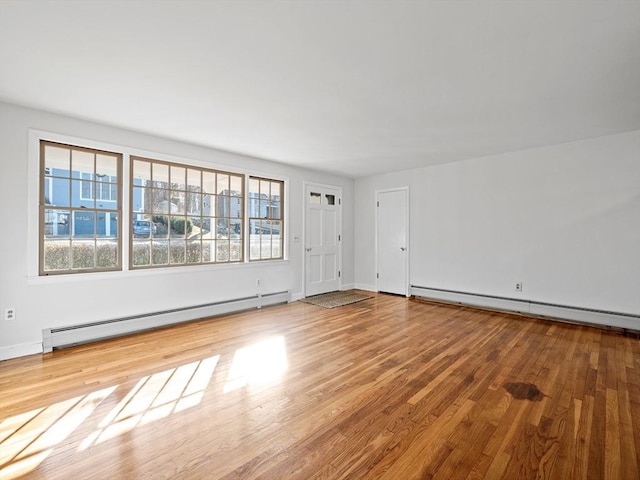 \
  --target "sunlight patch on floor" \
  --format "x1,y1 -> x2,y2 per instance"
0,355 -> 219,479
223,336 -> 288,393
